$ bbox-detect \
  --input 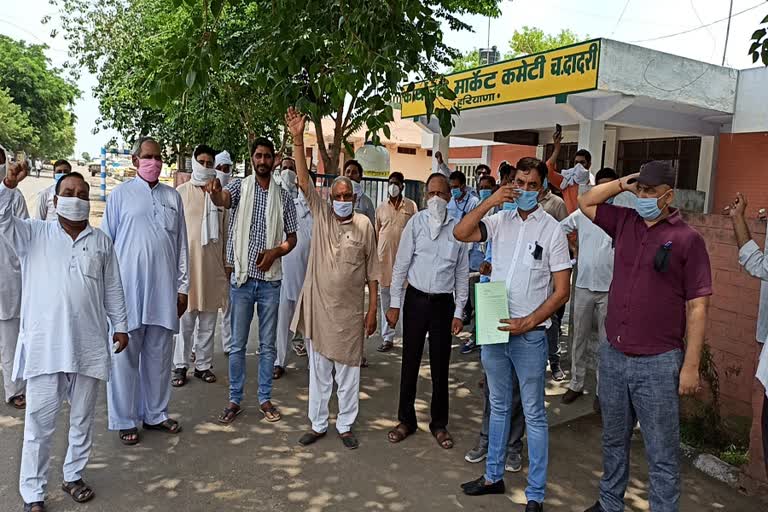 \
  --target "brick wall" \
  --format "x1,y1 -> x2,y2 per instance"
448,147 -> 482,159
490,144 -> 537,175
712,132 -> 768,217
684,212 -> 767,484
